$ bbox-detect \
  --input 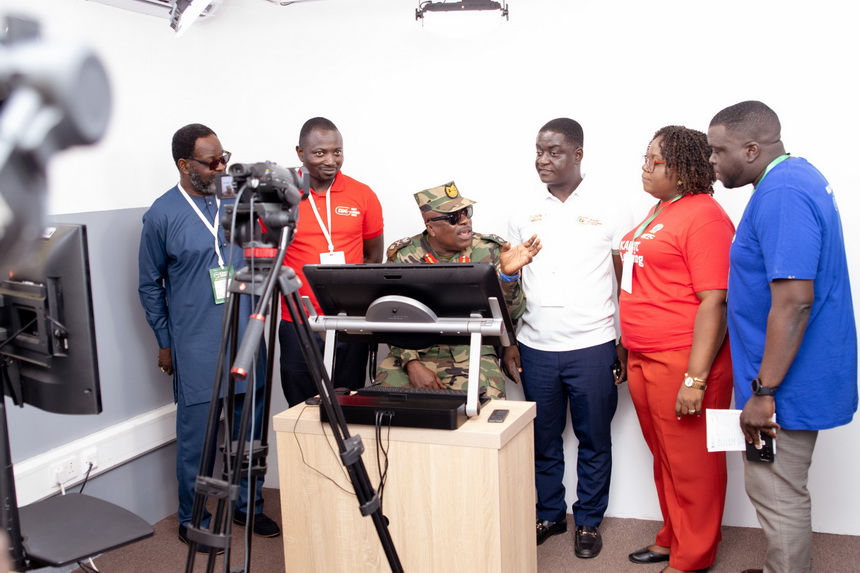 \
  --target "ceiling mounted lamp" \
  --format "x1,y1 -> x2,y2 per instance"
169,0 -> 222,36
415,1 -> 510,21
